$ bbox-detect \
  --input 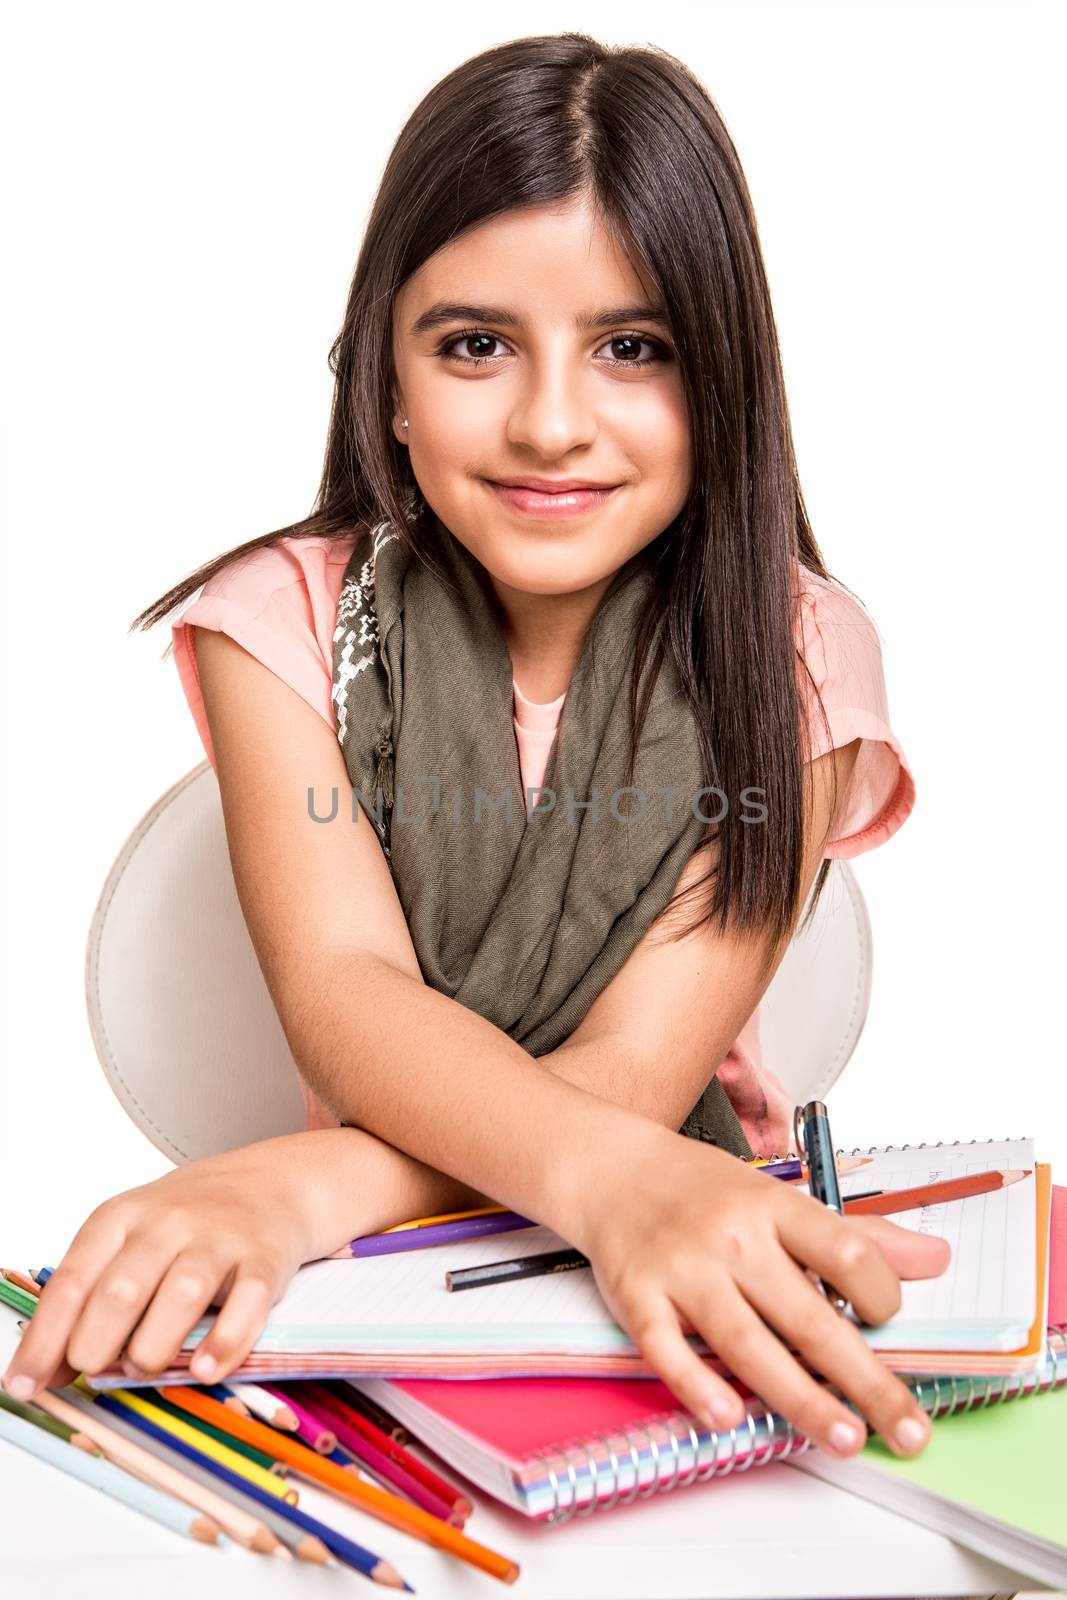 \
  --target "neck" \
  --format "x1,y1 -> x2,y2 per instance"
489,570 -> 619,703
